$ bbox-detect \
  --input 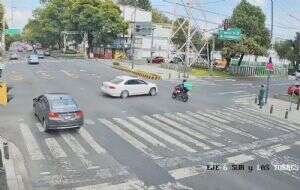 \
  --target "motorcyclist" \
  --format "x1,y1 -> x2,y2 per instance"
176,79 -> 189,94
